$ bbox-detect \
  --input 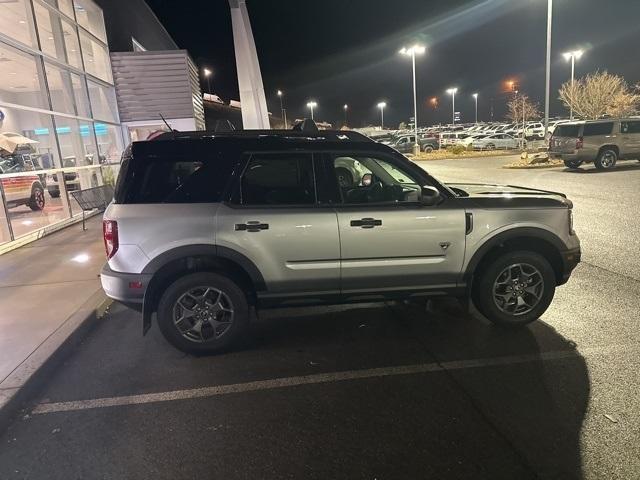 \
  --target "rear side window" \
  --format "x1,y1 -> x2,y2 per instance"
583,122 -> 613,136
554,125 -> 581,138
239,153 -> 316,205
621,121 -> 640,134
114,143 -> 236,204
